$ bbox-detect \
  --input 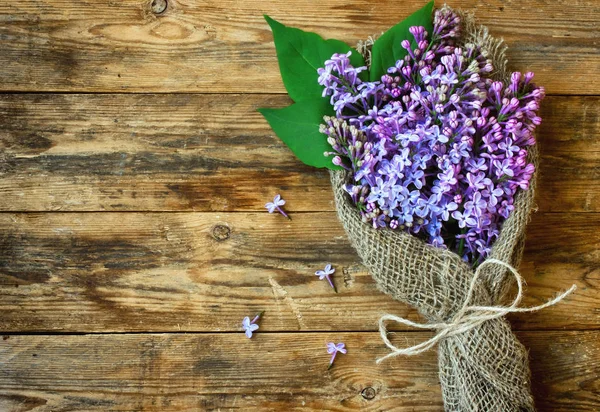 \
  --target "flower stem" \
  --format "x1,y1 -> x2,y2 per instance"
326,276 -> 338,293
251,311 -> 264,324
276,206 -> 291,220
328,353 -> 336,370
457,228 -> 467,256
